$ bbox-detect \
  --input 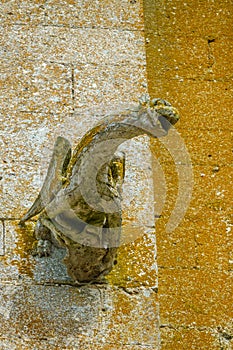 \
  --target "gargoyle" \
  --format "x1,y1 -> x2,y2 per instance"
20,95 -> 179,284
